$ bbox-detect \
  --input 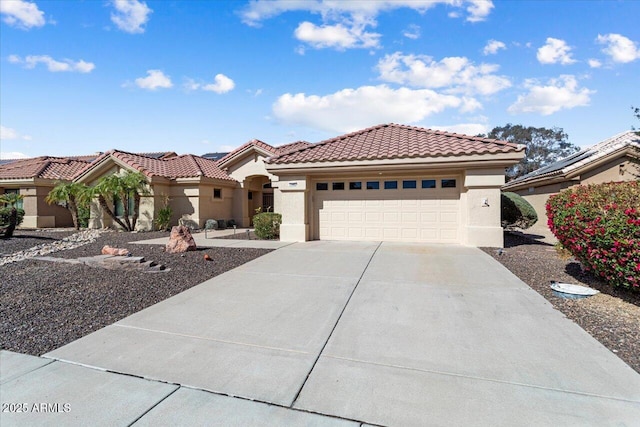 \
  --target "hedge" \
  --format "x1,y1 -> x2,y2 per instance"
253,212 -> 282,240
501,192 -> 538,230
546,181 -> 639,290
